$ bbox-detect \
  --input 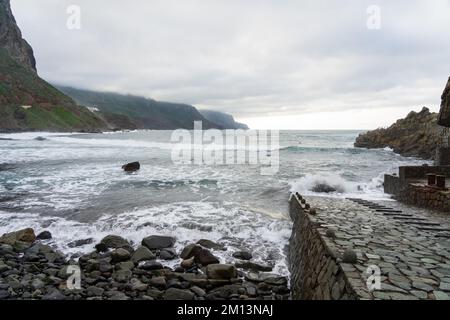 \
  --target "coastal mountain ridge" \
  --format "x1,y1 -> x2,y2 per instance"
56,86 -> 249,130
0,0 -> 248,132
